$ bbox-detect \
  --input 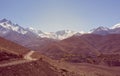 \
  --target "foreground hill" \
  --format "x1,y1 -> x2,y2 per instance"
80,34 -> 120,54
0,36 -> 82,76
37,35 -> 100,59
34,34 -> 120,66
0,37 -> 30,56
0,32 -> 119,76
